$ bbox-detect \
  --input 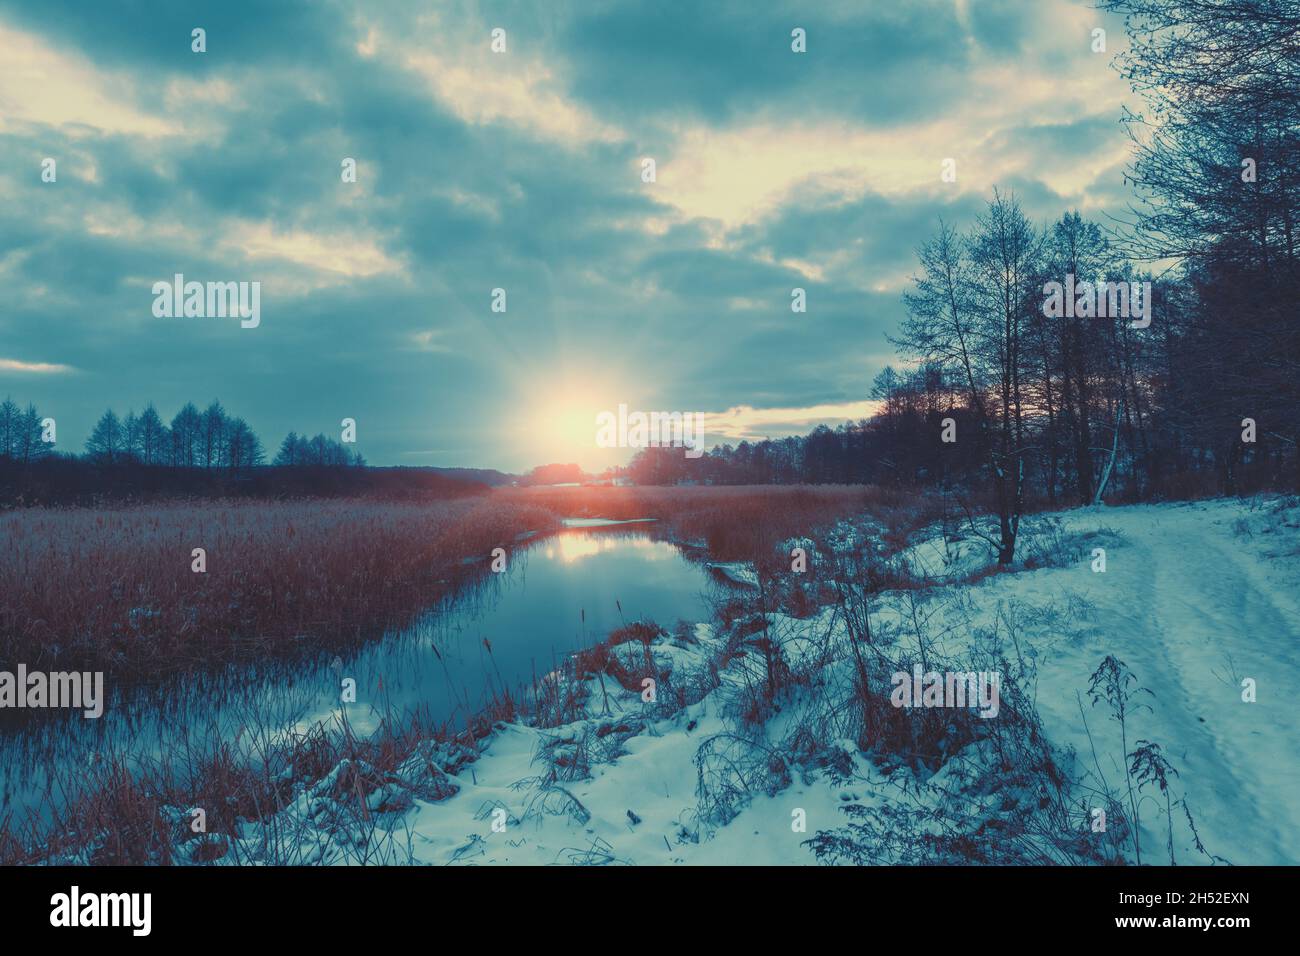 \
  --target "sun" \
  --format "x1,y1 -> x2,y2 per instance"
536,398 -> 600,457
503,360 -> 642,473
516,386 -> 625,474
